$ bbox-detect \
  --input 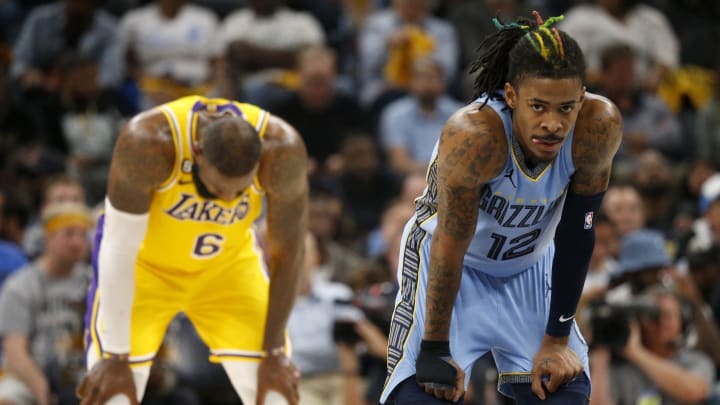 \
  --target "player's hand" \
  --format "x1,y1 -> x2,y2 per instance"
415,340 -> 465,402
76,357 -> 138,405
531,335 -> 583,400
256,351 -> 300,405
